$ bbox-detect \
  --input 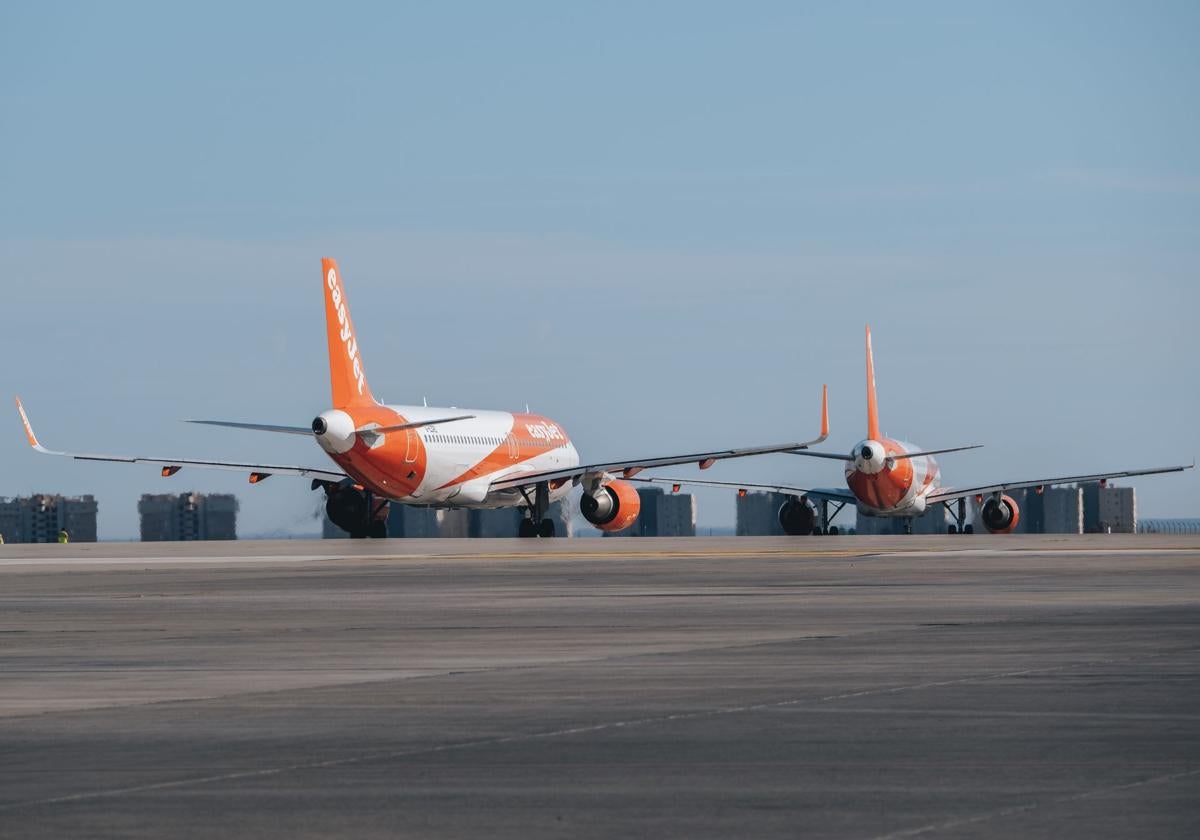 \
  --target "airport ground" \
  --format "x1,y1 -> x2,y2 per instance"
1,535 -> 1198,839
